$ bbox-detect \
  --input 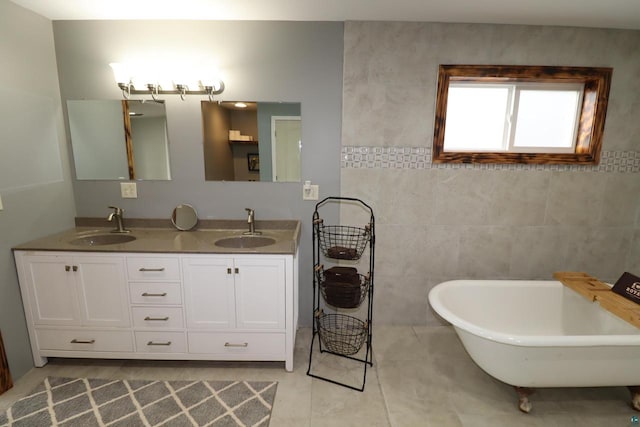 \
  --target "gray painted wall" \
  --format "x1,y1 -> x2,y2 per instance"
52,20 -> 344,328
341,22 -> 640,325
0,0 -> 76,379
